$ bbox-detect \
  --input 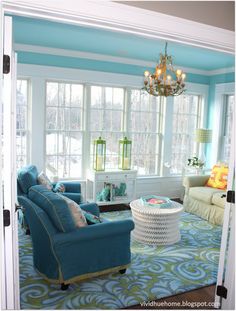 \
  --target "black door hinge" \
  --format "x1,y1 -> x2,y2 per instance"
227,190 -> 235,204
3,209 -> 10,227
216,285 -> 228,299
3,54 -> 10,74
